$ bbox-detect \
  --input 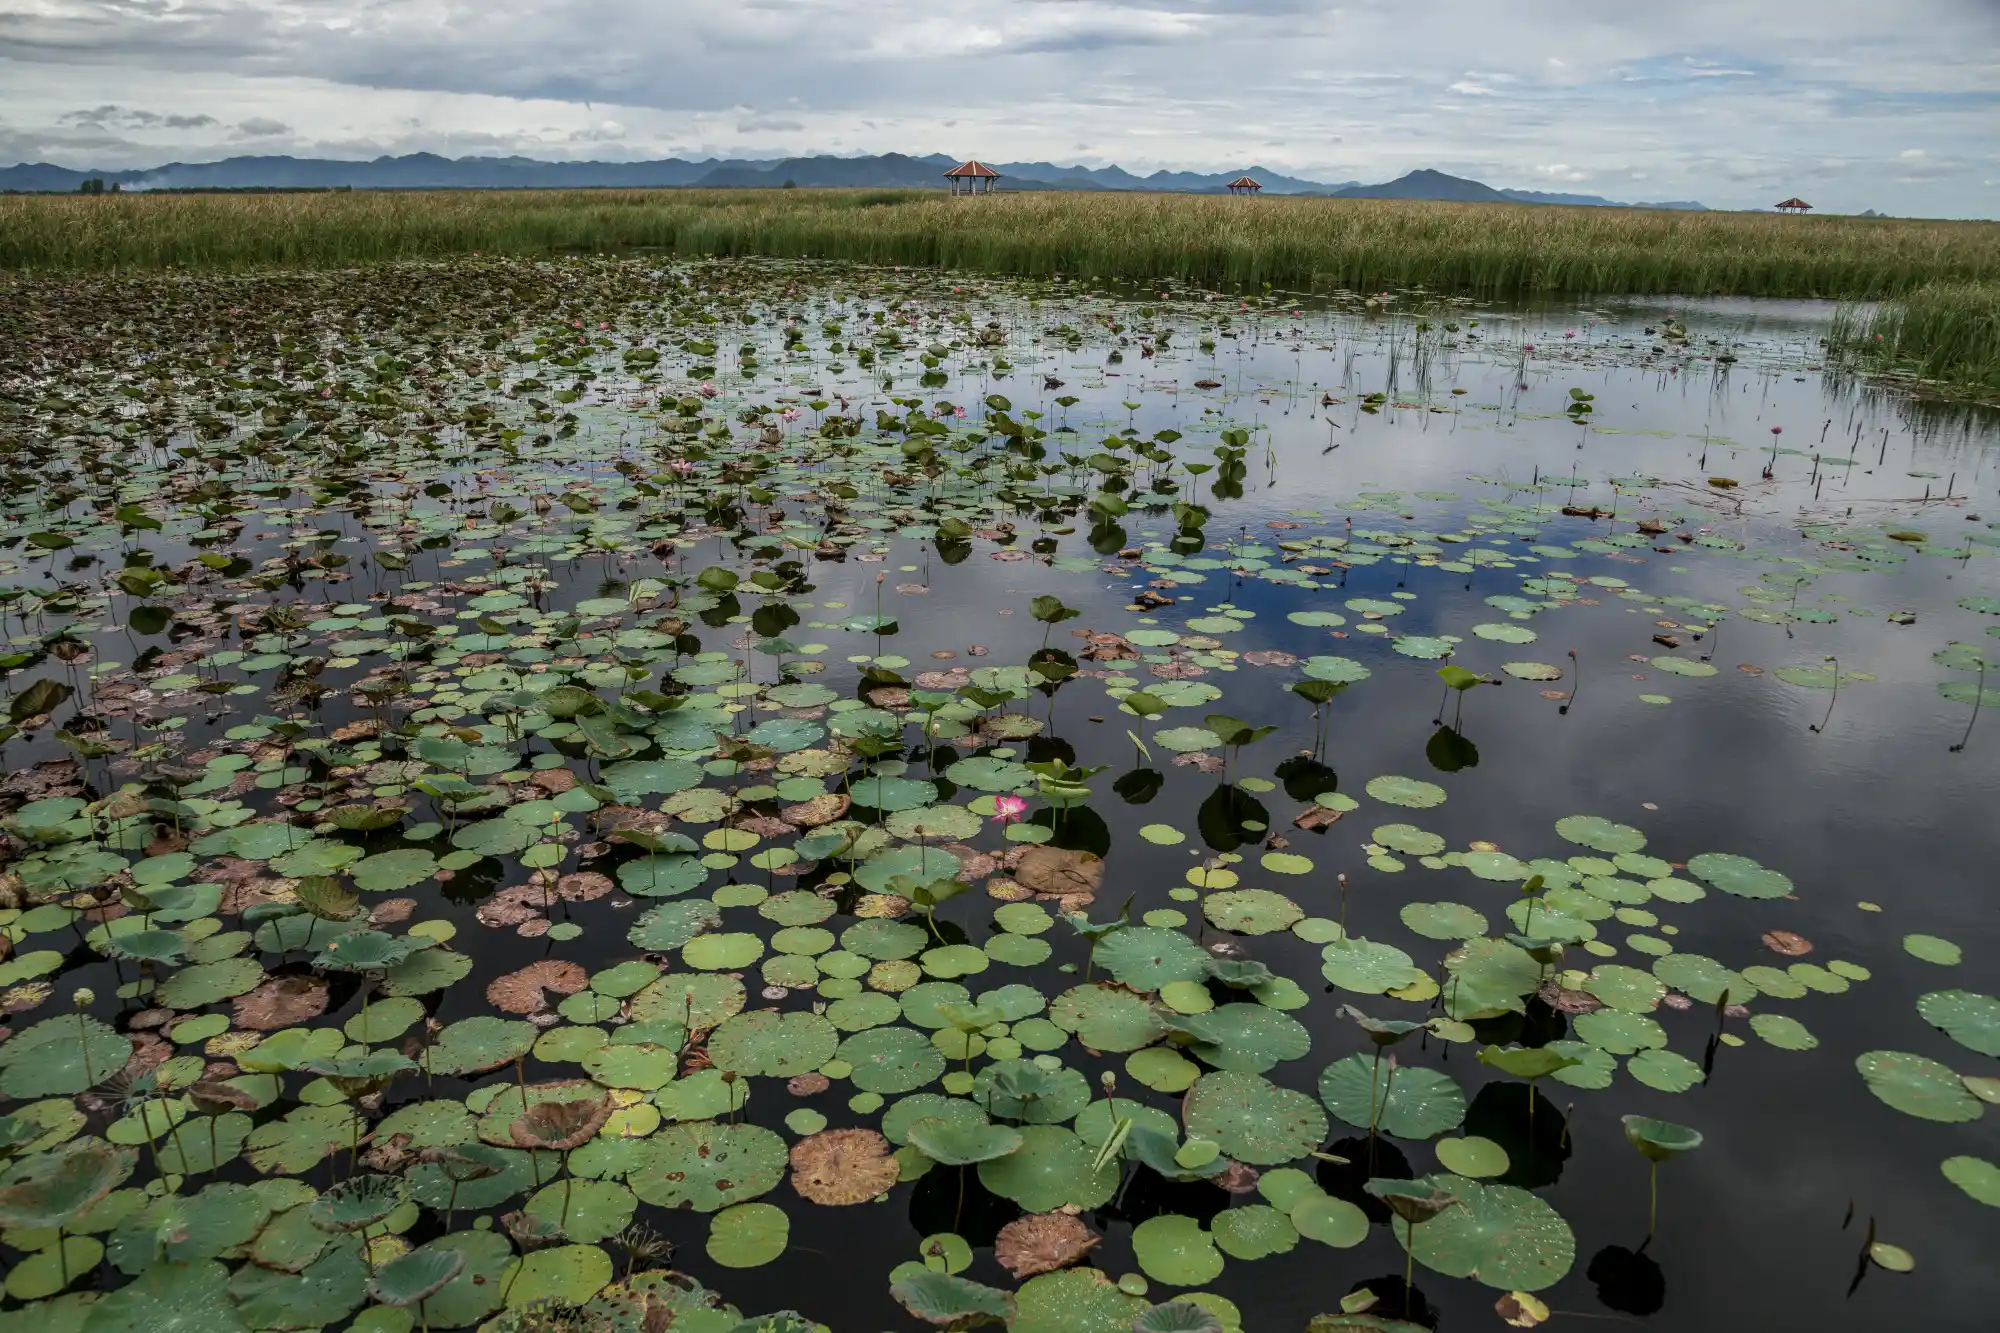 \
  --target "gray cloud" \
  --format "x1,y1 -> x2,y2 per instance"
1,0 -> 1995,213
